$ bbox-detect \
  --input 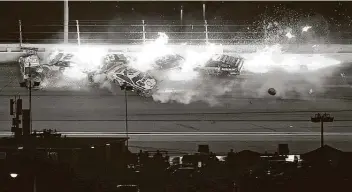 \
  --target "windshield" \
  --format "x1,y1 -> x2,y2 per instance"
24,67 -> 39,75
